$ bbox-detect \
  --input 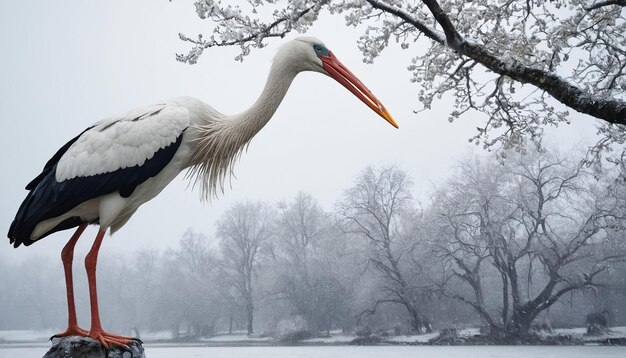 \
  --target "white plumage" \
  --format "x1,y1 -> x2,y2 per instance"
56,103 -> 189,181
